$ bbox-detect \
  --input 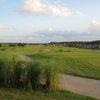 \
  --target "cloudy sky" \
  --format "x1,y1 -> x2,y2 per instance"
0,0 -> 100,43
